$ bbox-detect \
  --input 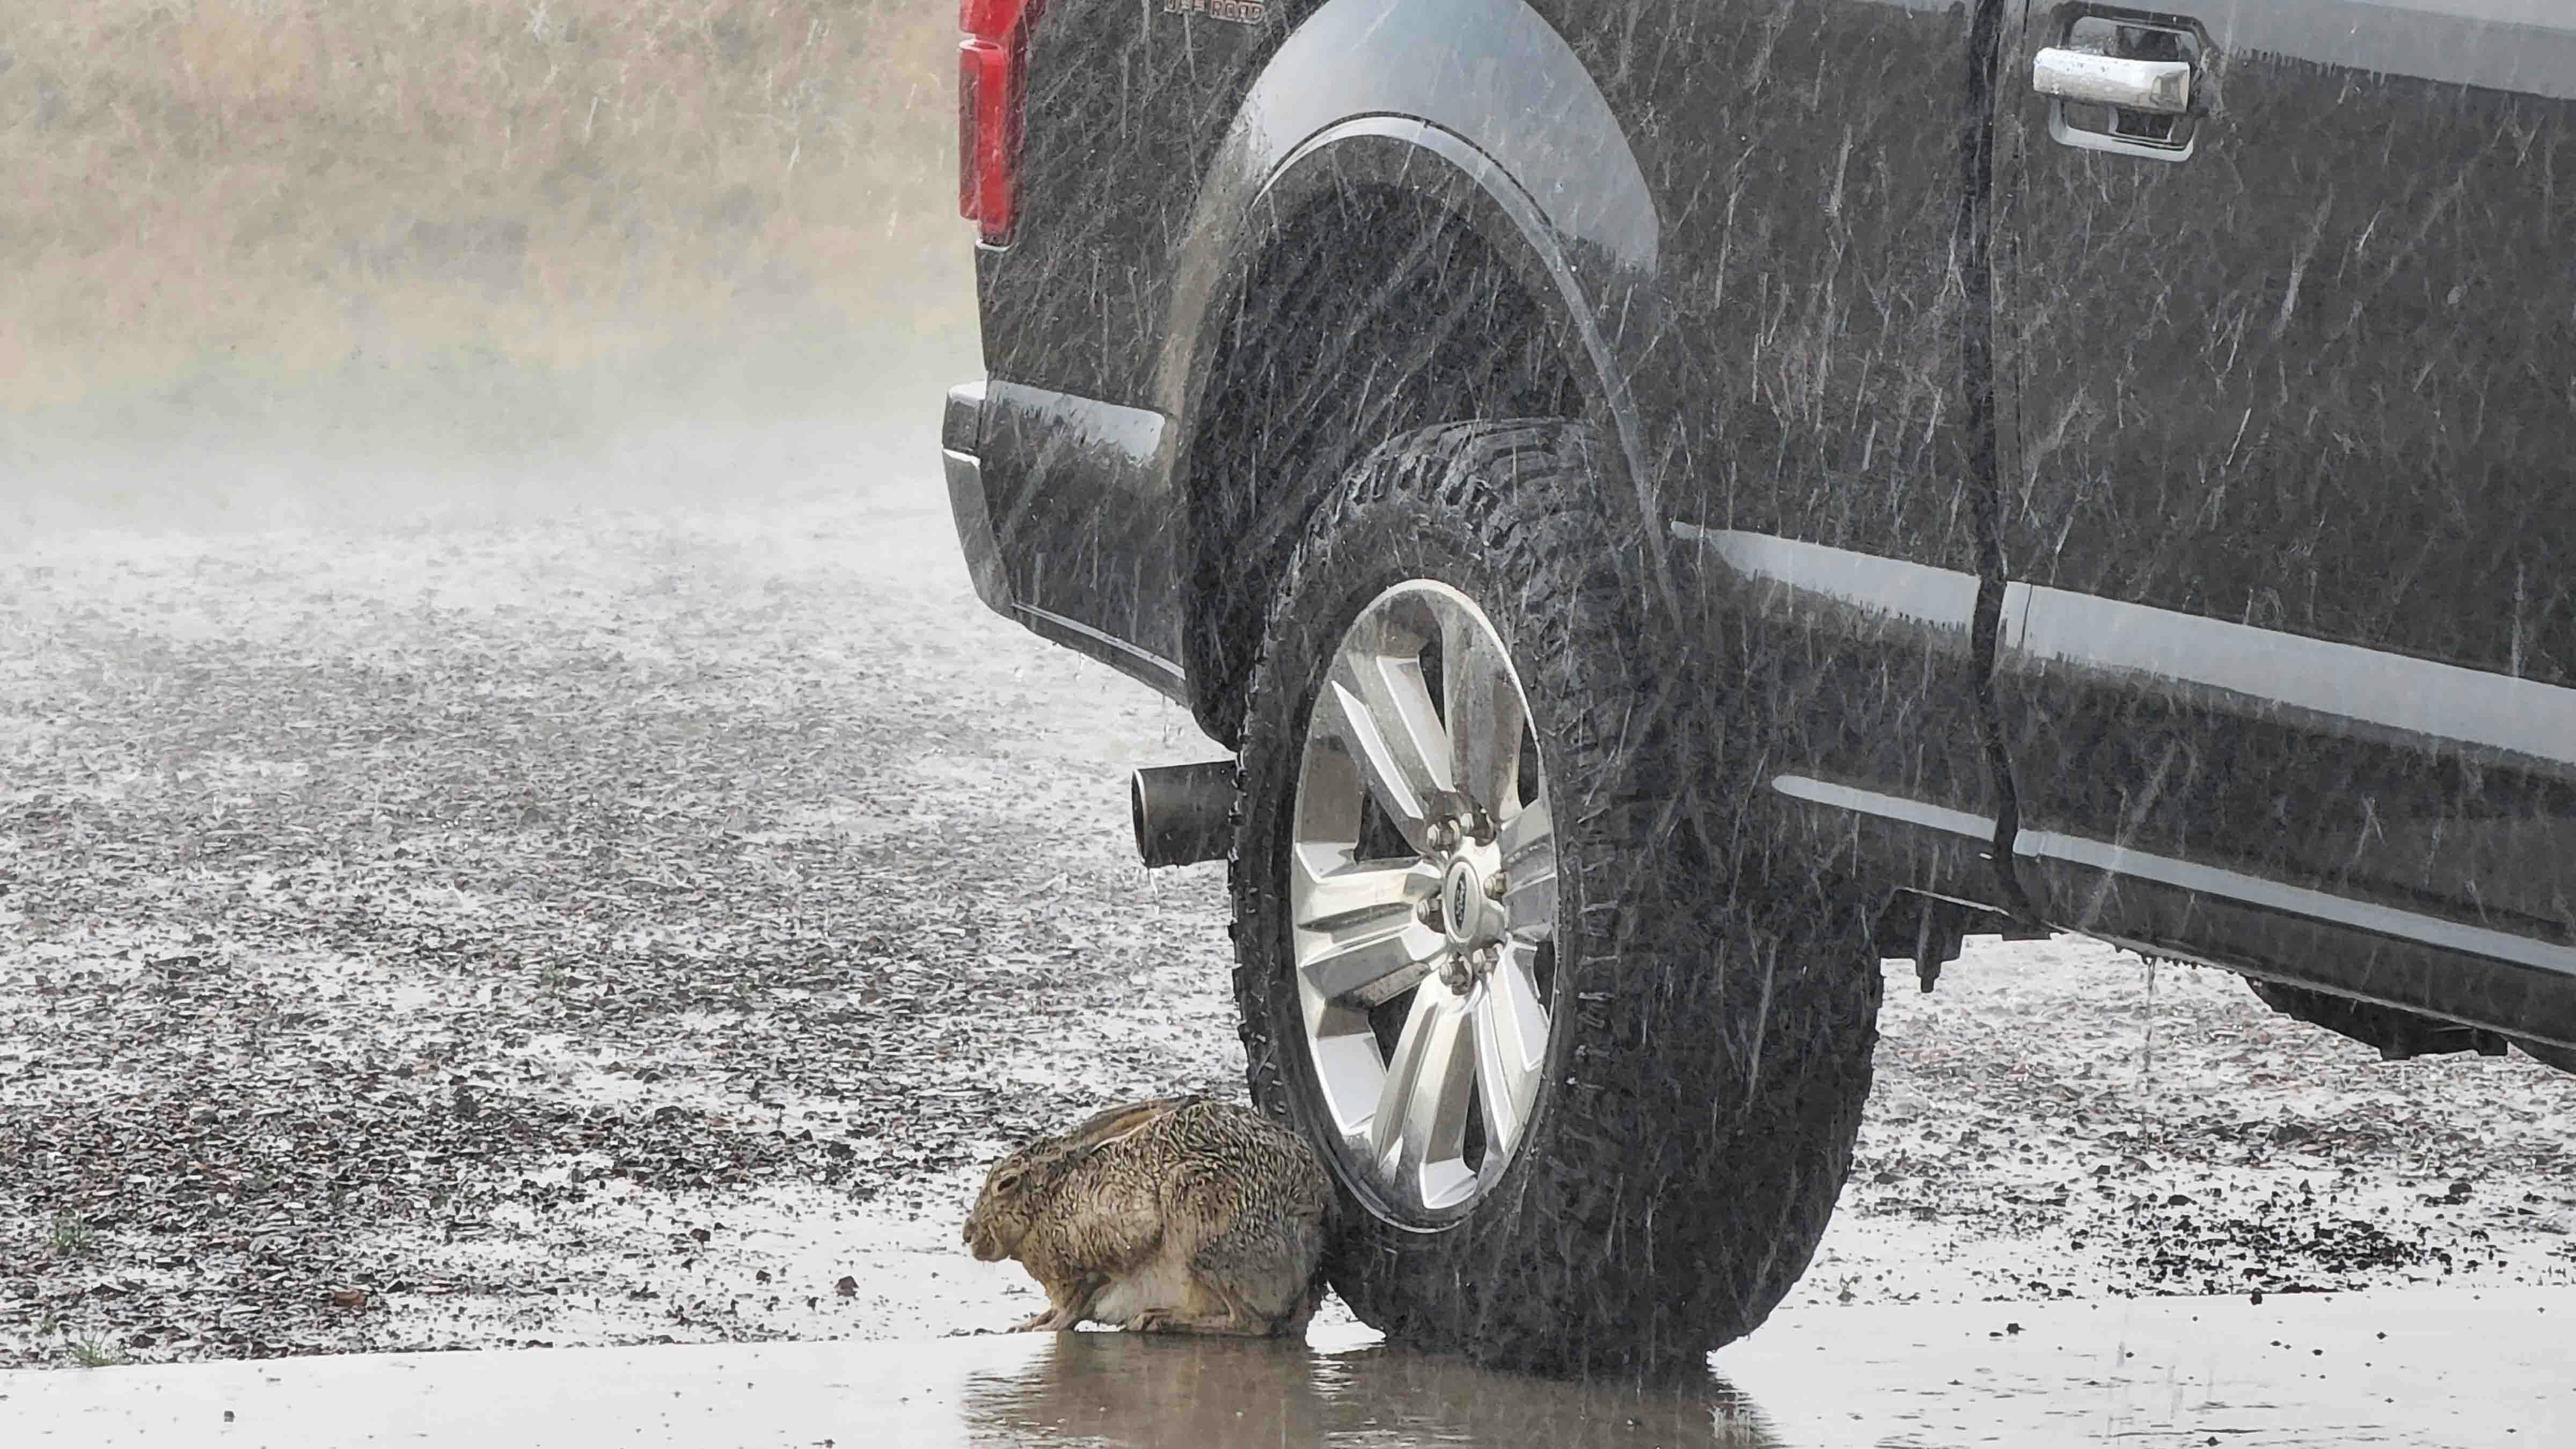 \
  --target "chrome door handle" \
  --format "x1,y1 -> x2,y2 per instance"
2033,47 -> 2191,115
